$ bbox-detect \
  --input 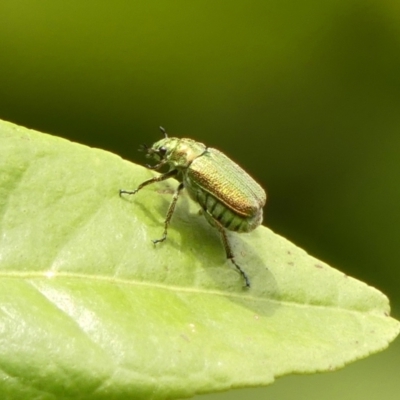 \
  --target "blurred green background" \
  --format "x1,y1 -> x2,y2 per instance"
1,1 -> 399,399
